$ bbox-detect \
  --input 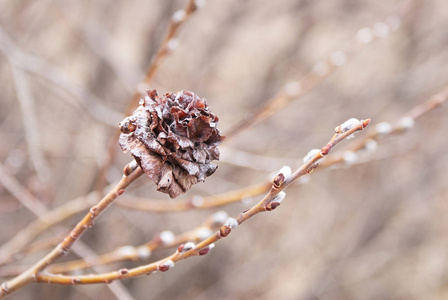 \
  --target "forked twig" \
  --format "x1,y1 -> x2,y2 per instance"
0,163 -> 143,297
0,119 -> 369,290
2,84 -> 444,266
